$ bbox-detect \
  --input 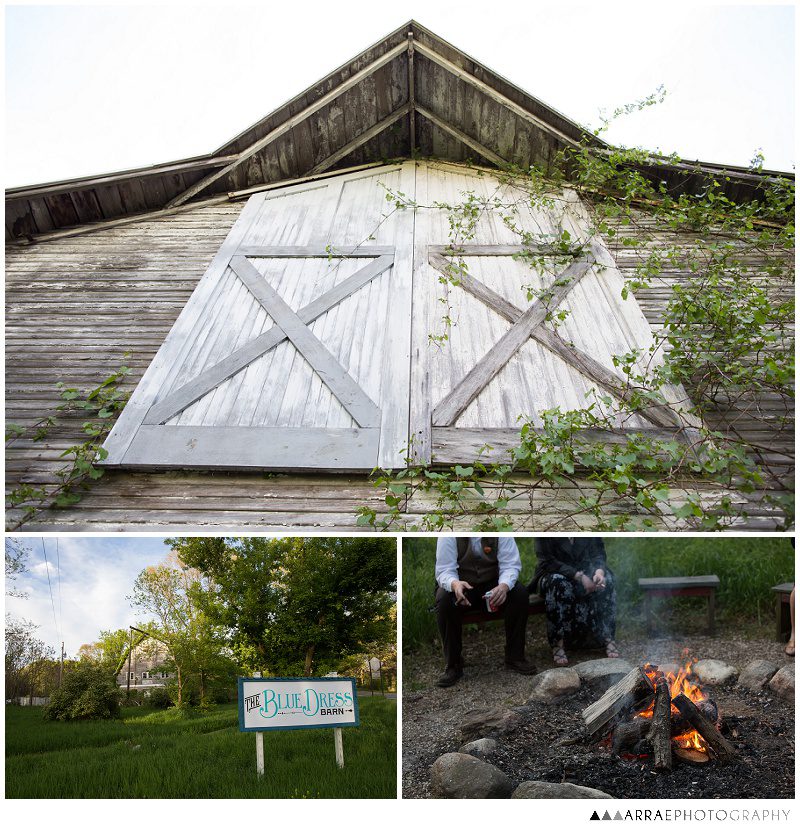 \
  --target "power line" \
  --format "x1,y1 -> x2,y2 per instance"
56,538 -> 63,646
41,537 -> 60,643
